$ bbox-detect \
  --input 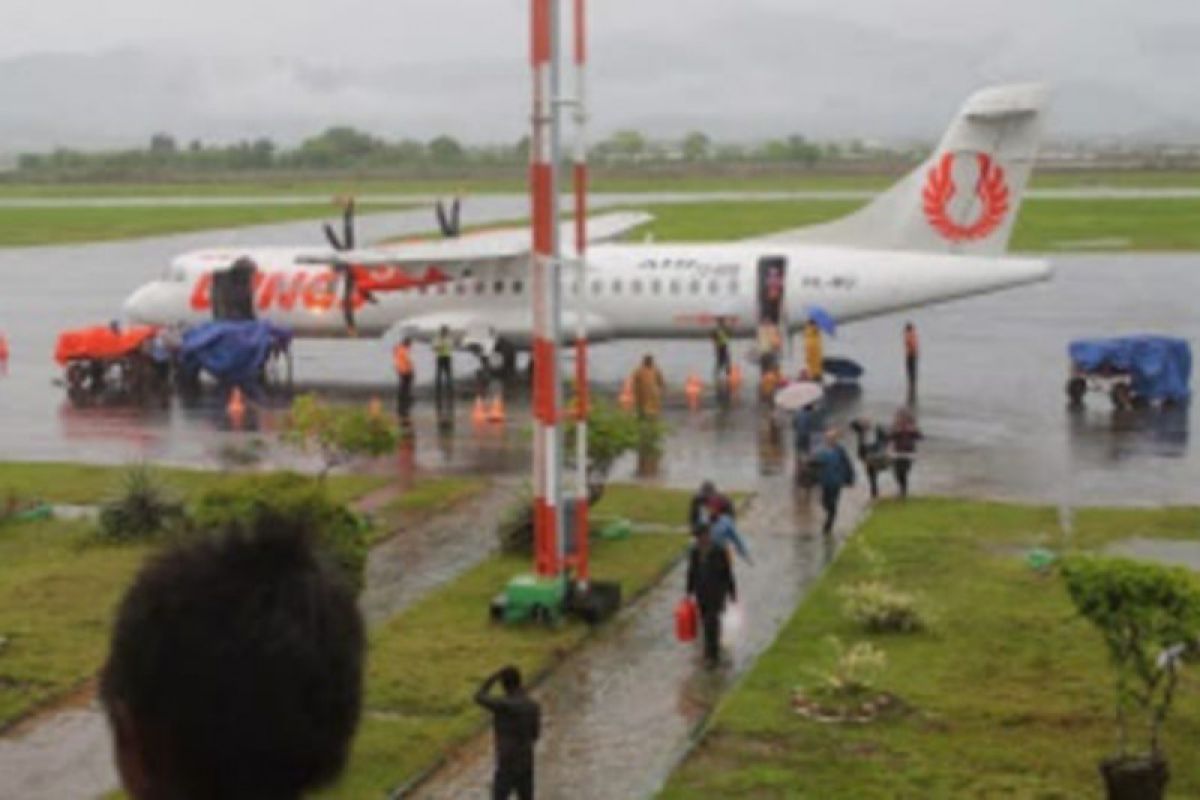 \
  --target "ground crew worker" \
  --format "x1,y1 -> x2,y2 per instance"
804,321 -> 823,382
433,325 -> 454,410
475,666 -> 541,800
904,322 -> 919,400
813,428 -> 855,536
712,318 -> 732,382
891,407 -> 923,499
393,336 -> 414,424
685,525 -> 737,668
630,354 -> 665,420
